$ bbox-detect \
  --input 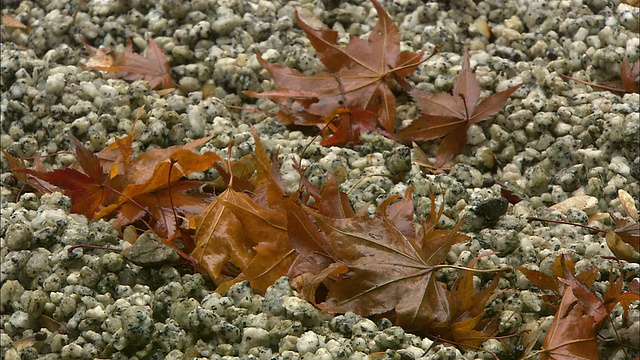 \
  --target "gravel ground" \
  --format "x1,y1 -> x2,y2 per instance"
1,0 -> 639,359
